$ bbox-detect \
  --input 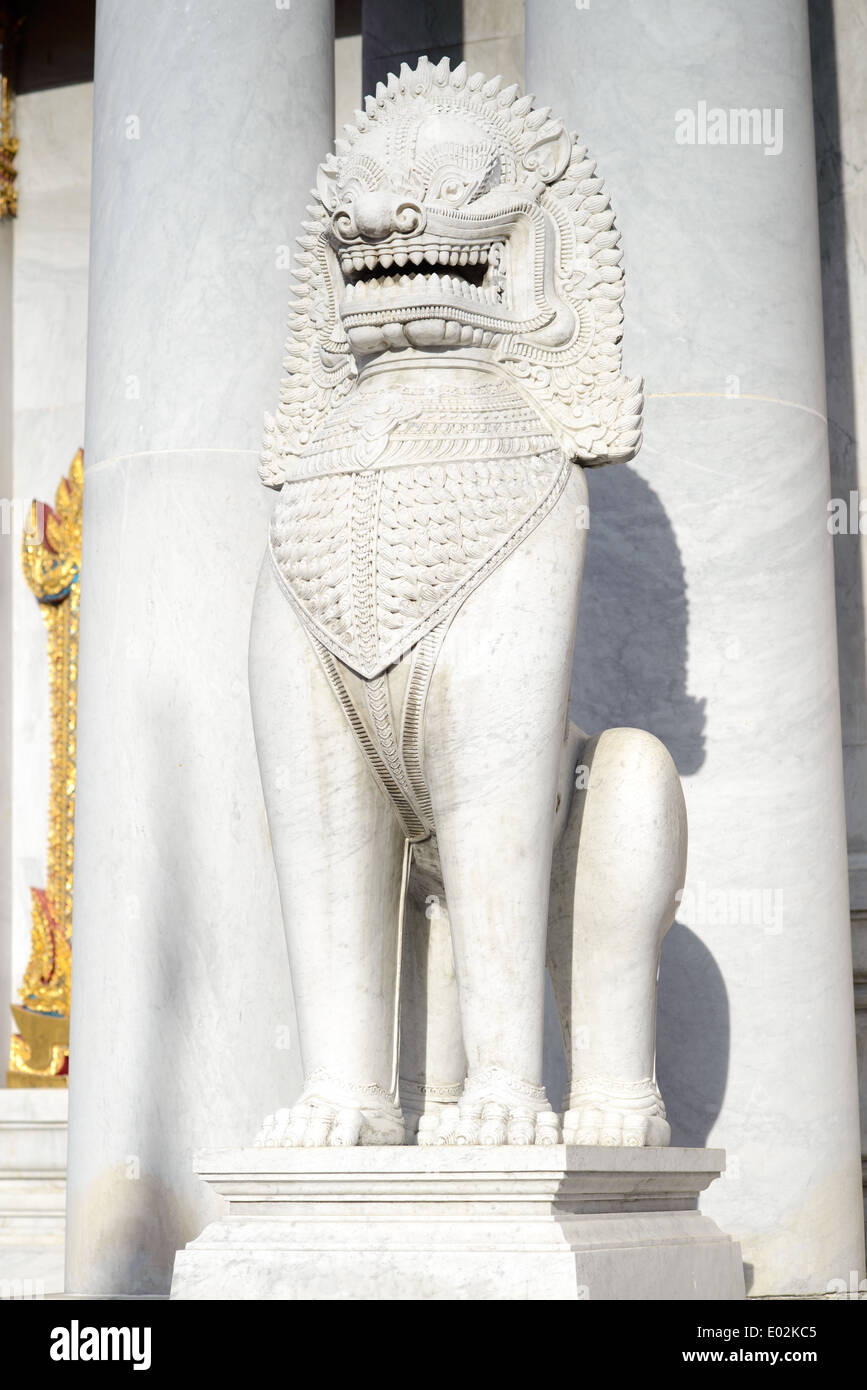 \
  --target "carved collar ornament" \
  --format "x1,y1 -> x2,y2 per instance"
264,56 -> 643,683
